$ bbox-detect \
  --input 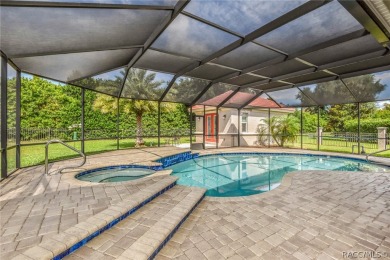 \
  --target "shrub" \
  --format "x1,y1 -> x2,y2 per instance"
345,118 -> 390,132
